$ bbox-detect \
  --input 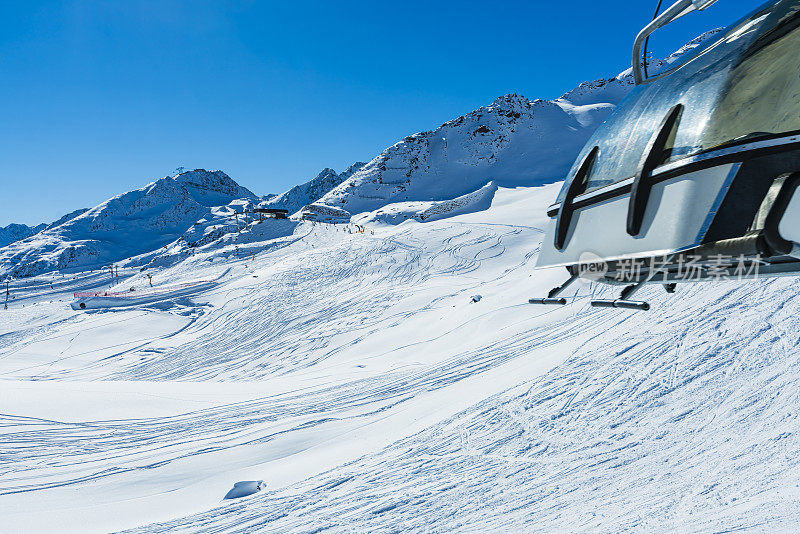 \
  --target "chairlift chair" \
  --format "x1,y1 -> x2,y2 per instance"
532,0 -> 800,310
